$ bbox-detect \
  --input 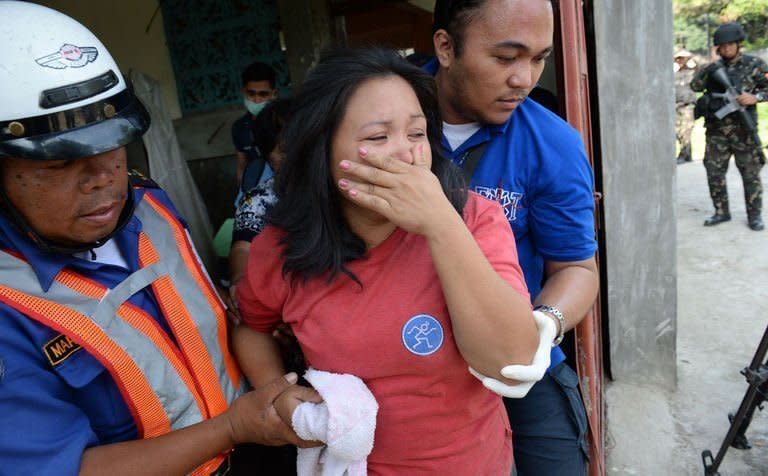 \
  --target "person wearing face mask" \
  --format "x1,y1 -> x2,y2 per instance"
231,62 -> 279,196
